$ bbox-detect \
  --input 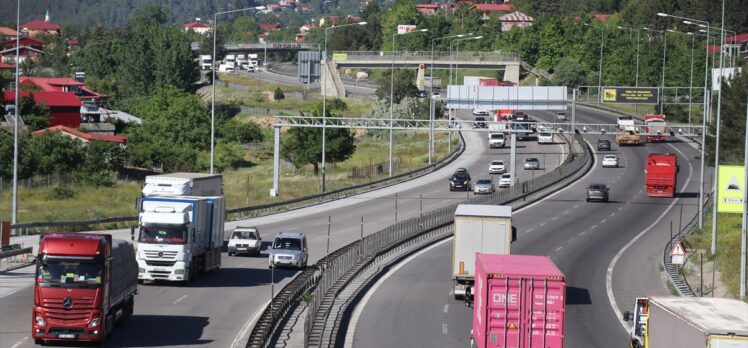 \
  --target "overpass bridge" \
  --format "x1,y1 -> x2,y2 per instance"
190,41 -> 320,53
